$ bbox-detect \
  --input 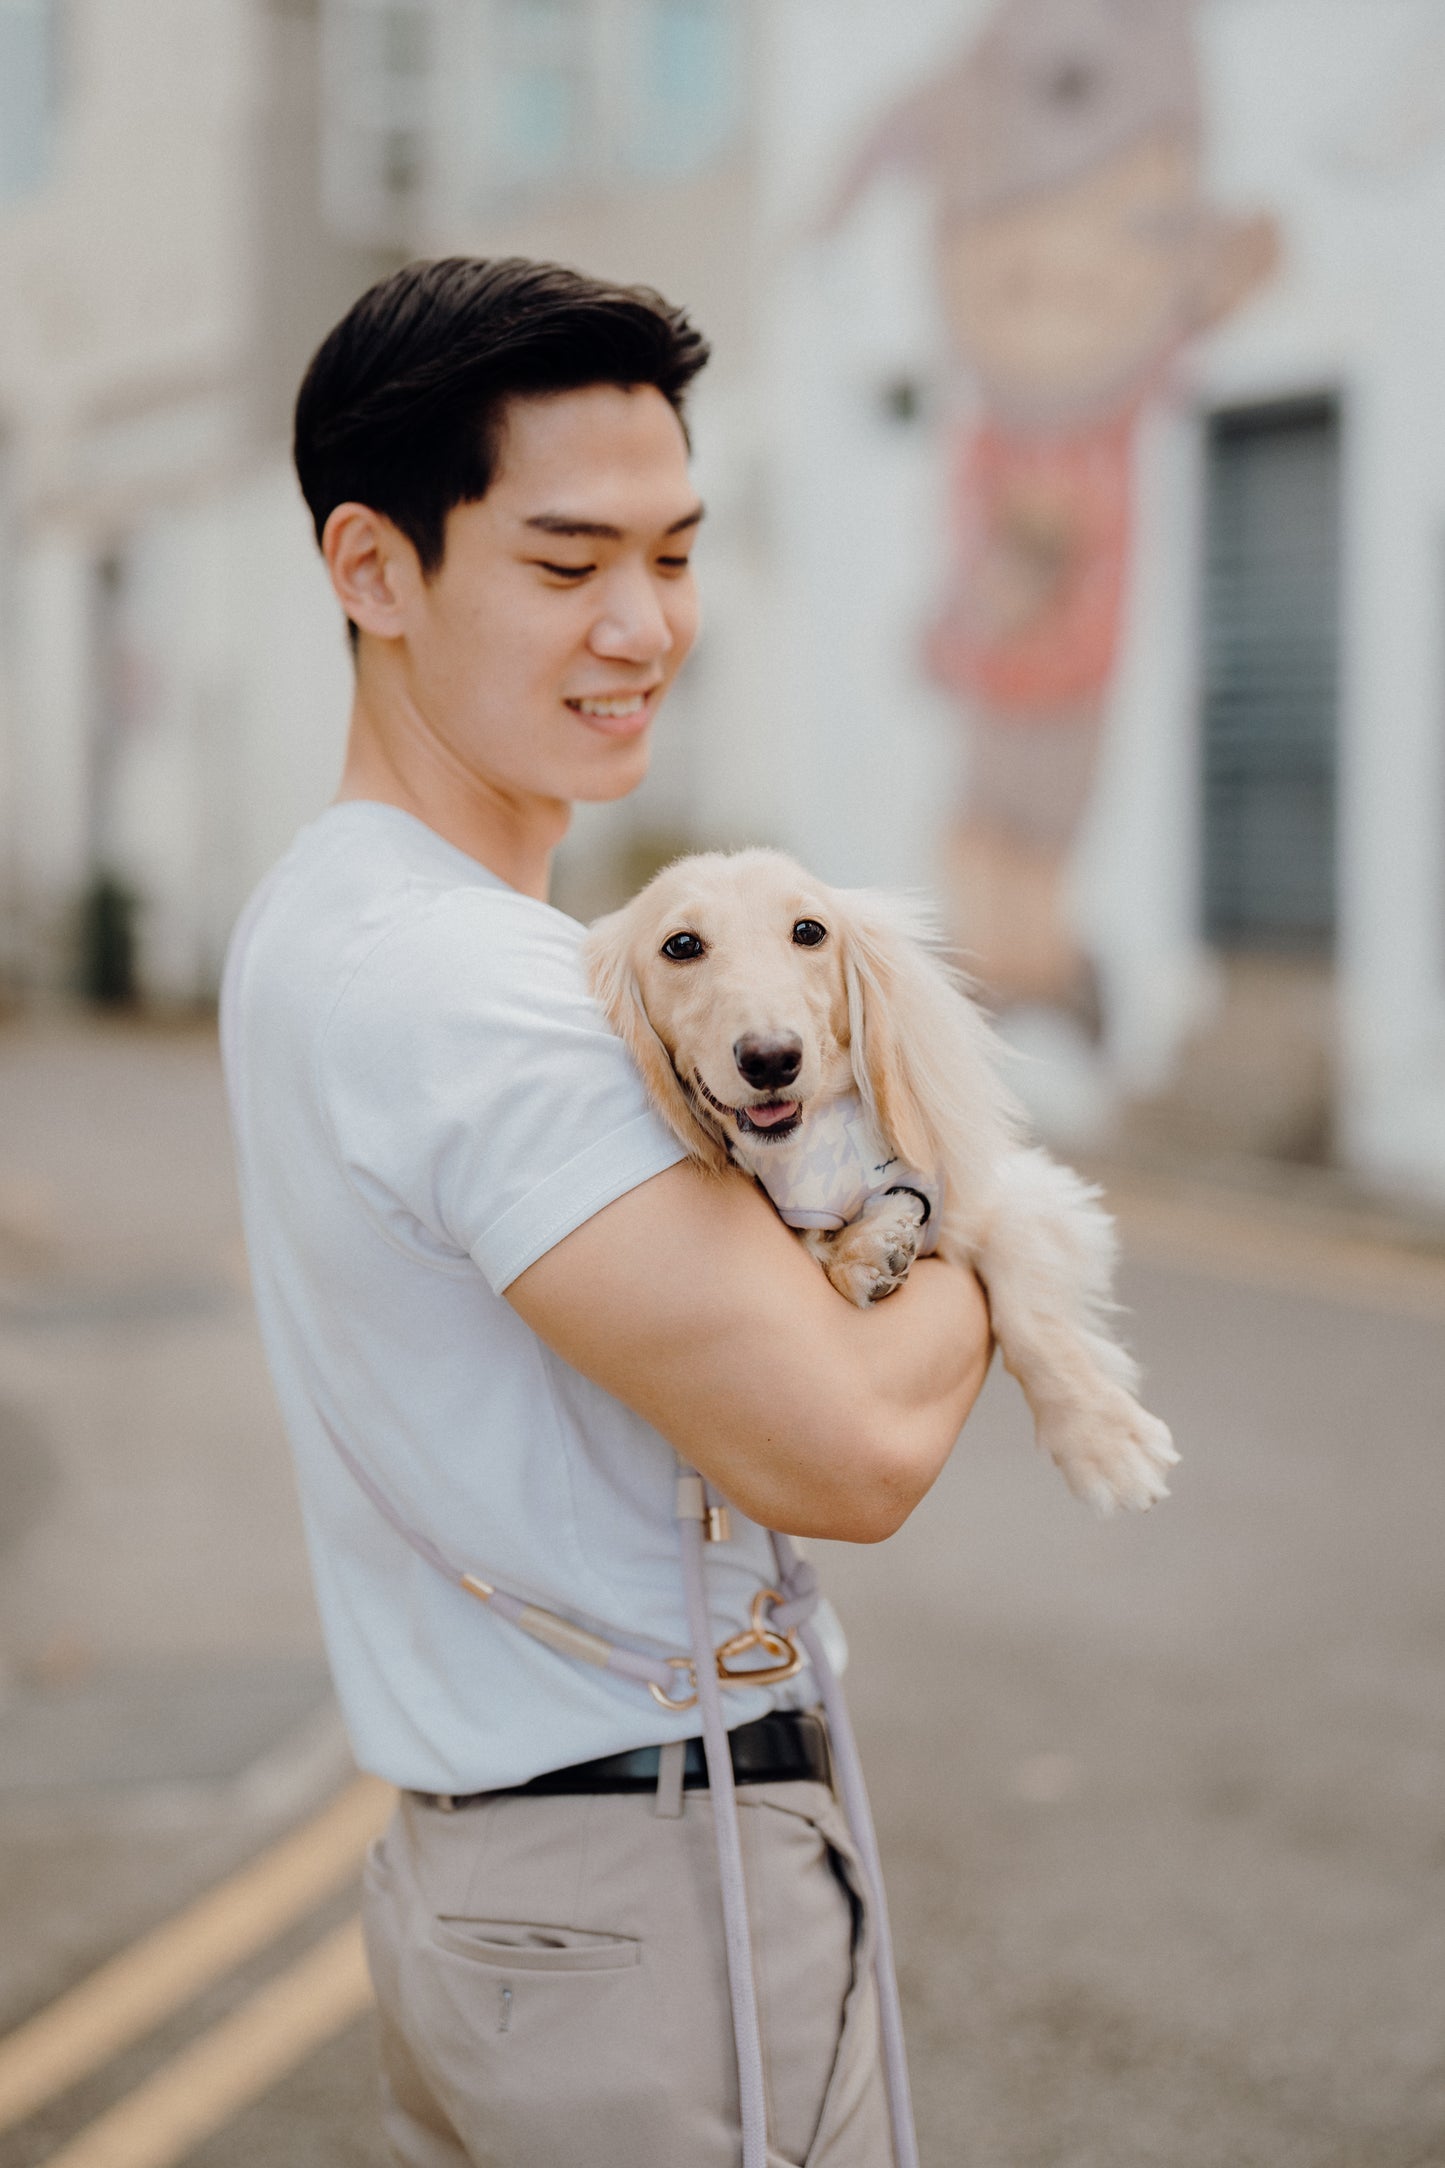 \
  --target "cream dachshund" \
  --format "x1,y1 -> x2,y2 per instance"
585,849 -> 1177,1515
